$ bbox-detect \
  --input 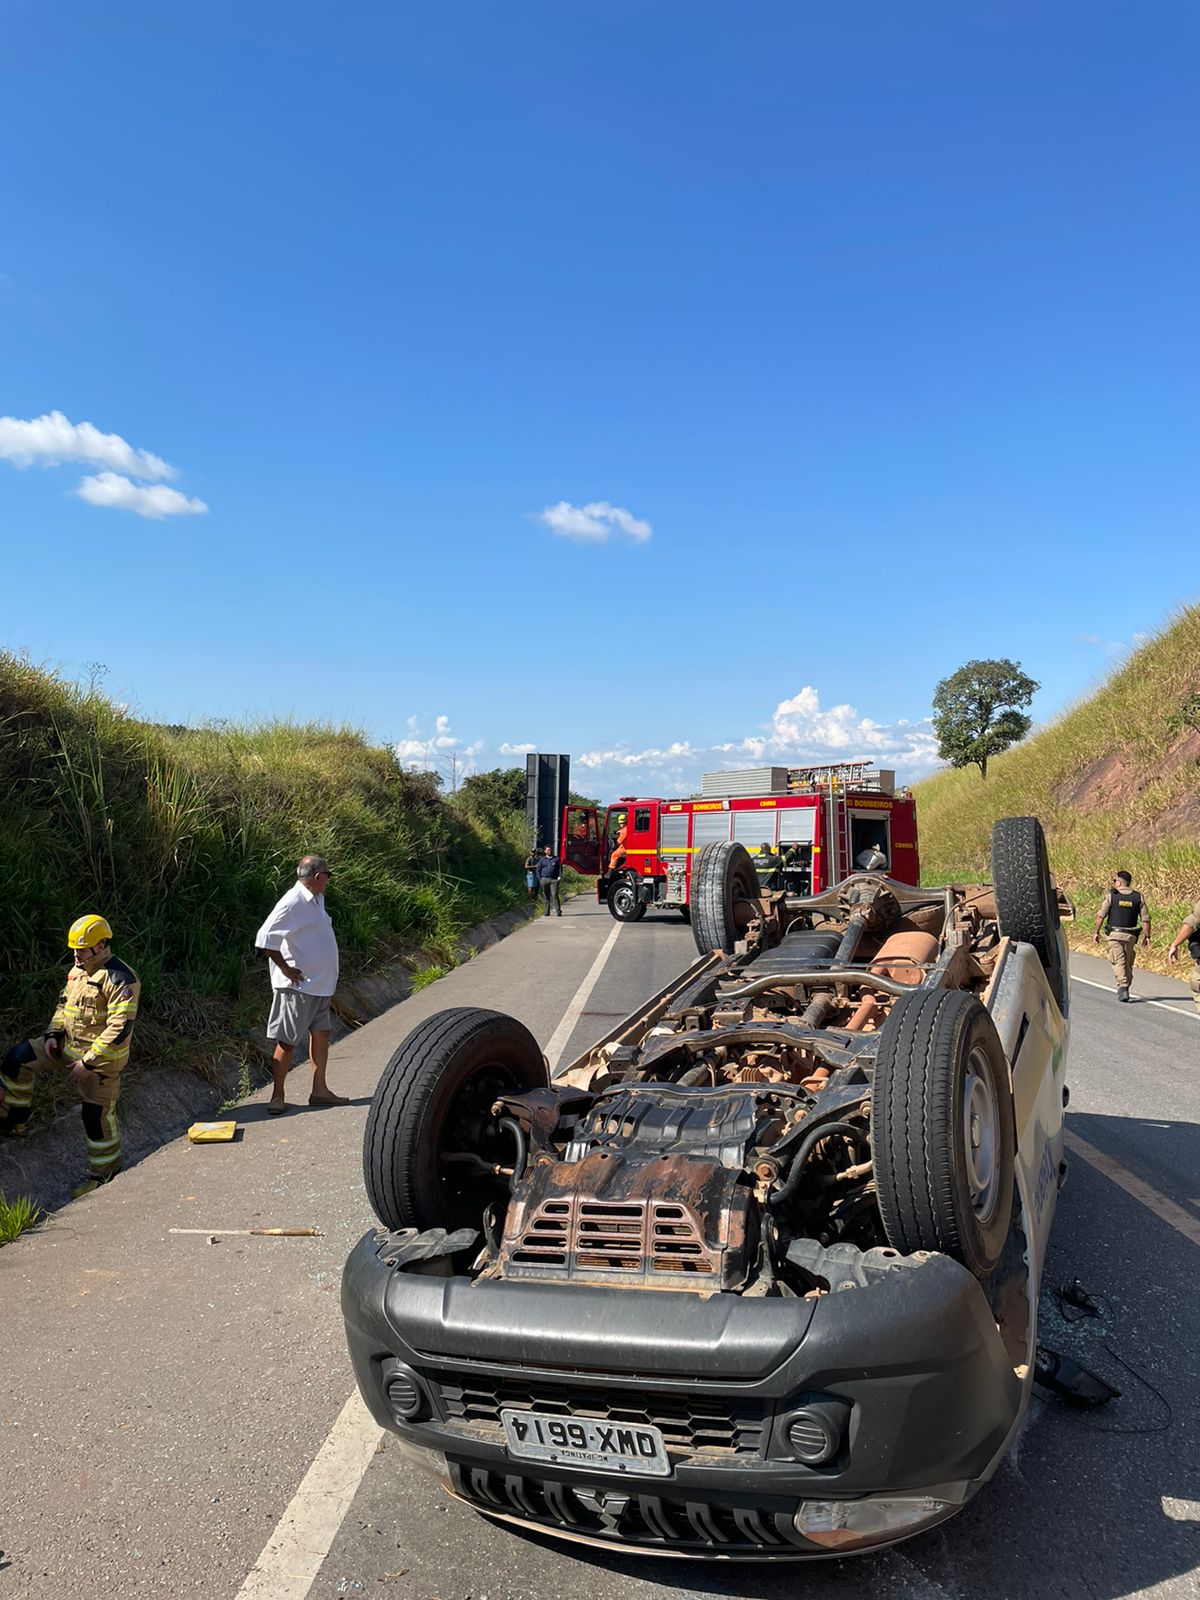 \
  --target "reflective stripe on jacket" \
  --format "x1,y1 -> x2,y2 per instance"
48,956 -> 141,1072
